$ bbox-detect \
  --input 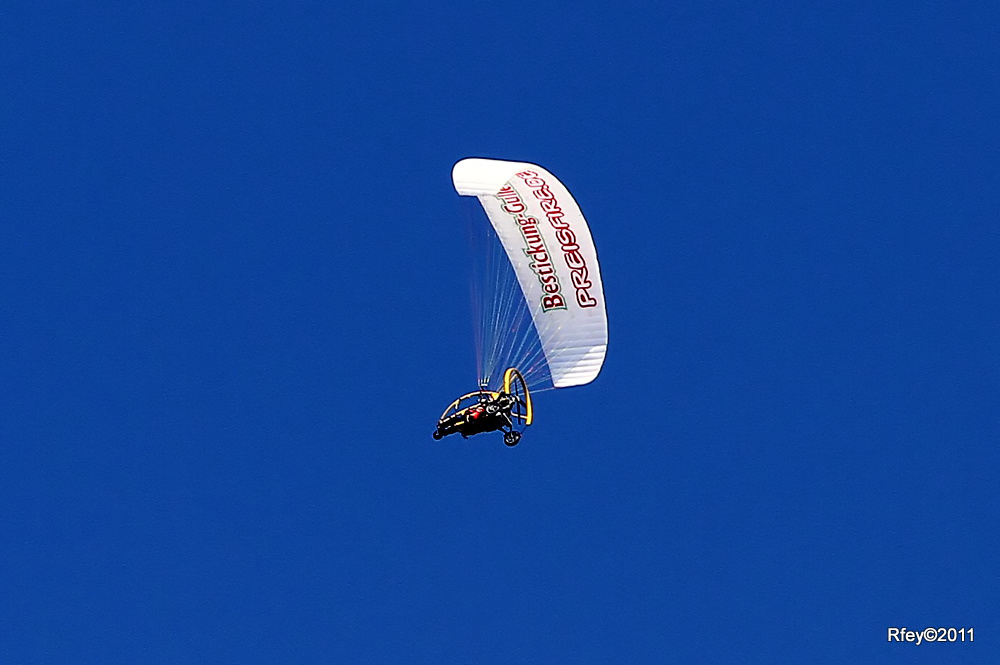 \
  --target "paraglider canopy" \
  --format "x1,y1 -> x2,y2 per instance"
453,158 -> 608,389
